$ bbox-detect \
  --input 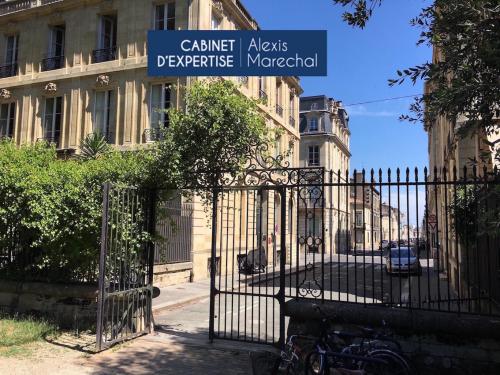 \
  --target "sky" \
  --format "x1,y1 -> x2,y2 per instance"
242,0 -> 433,174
